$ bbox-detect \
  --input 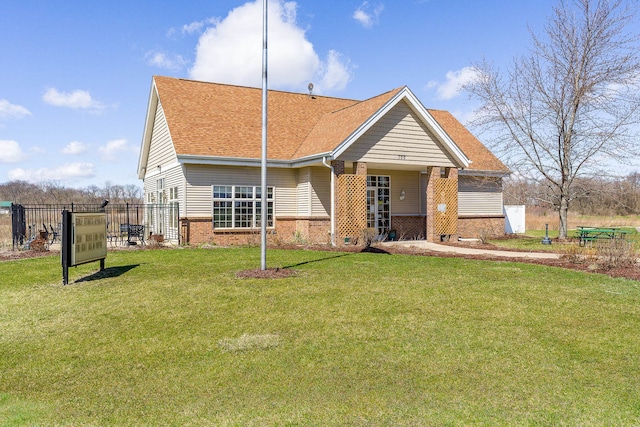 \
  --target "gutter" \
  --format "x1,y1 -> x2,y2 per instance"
322,156 -> 336,246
